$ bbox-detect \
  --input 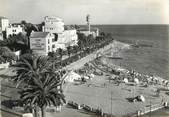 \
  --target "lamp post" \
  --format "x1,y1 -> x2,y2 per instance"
149,99 -> 152,117
110,91 -> 113,117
